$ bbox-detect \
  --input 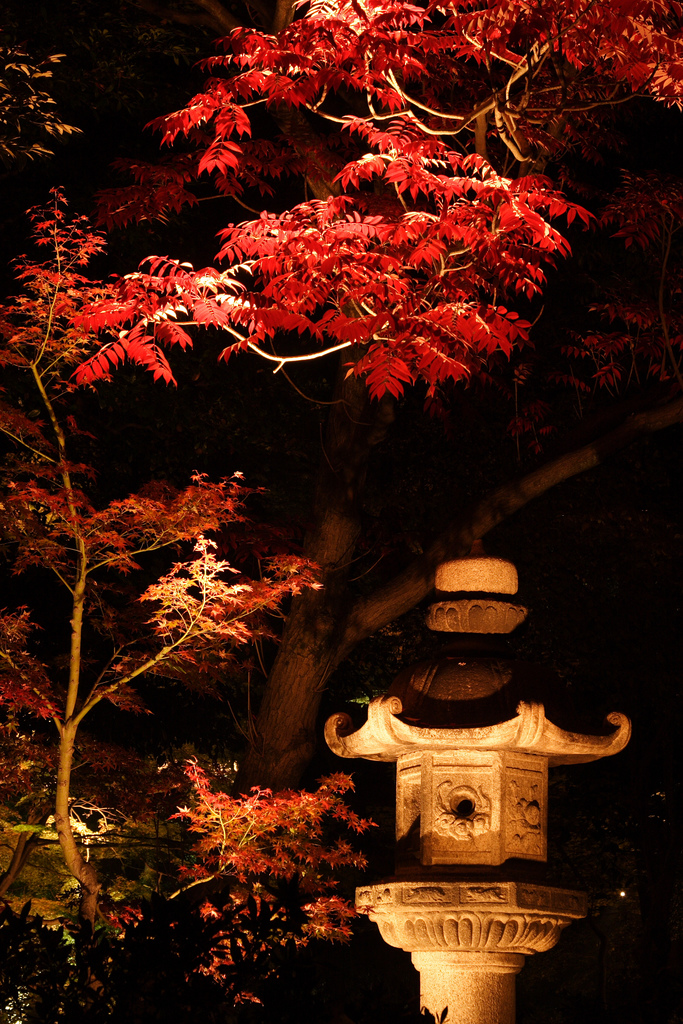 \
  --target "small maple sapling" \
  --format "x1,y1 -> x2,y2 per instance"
0,192 -> 319,926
